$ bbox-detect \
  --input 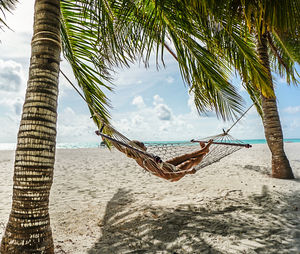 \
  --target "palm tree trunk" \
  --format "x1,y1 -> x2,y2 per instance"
256,32 -> 294,179
1,0 -> 61,253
